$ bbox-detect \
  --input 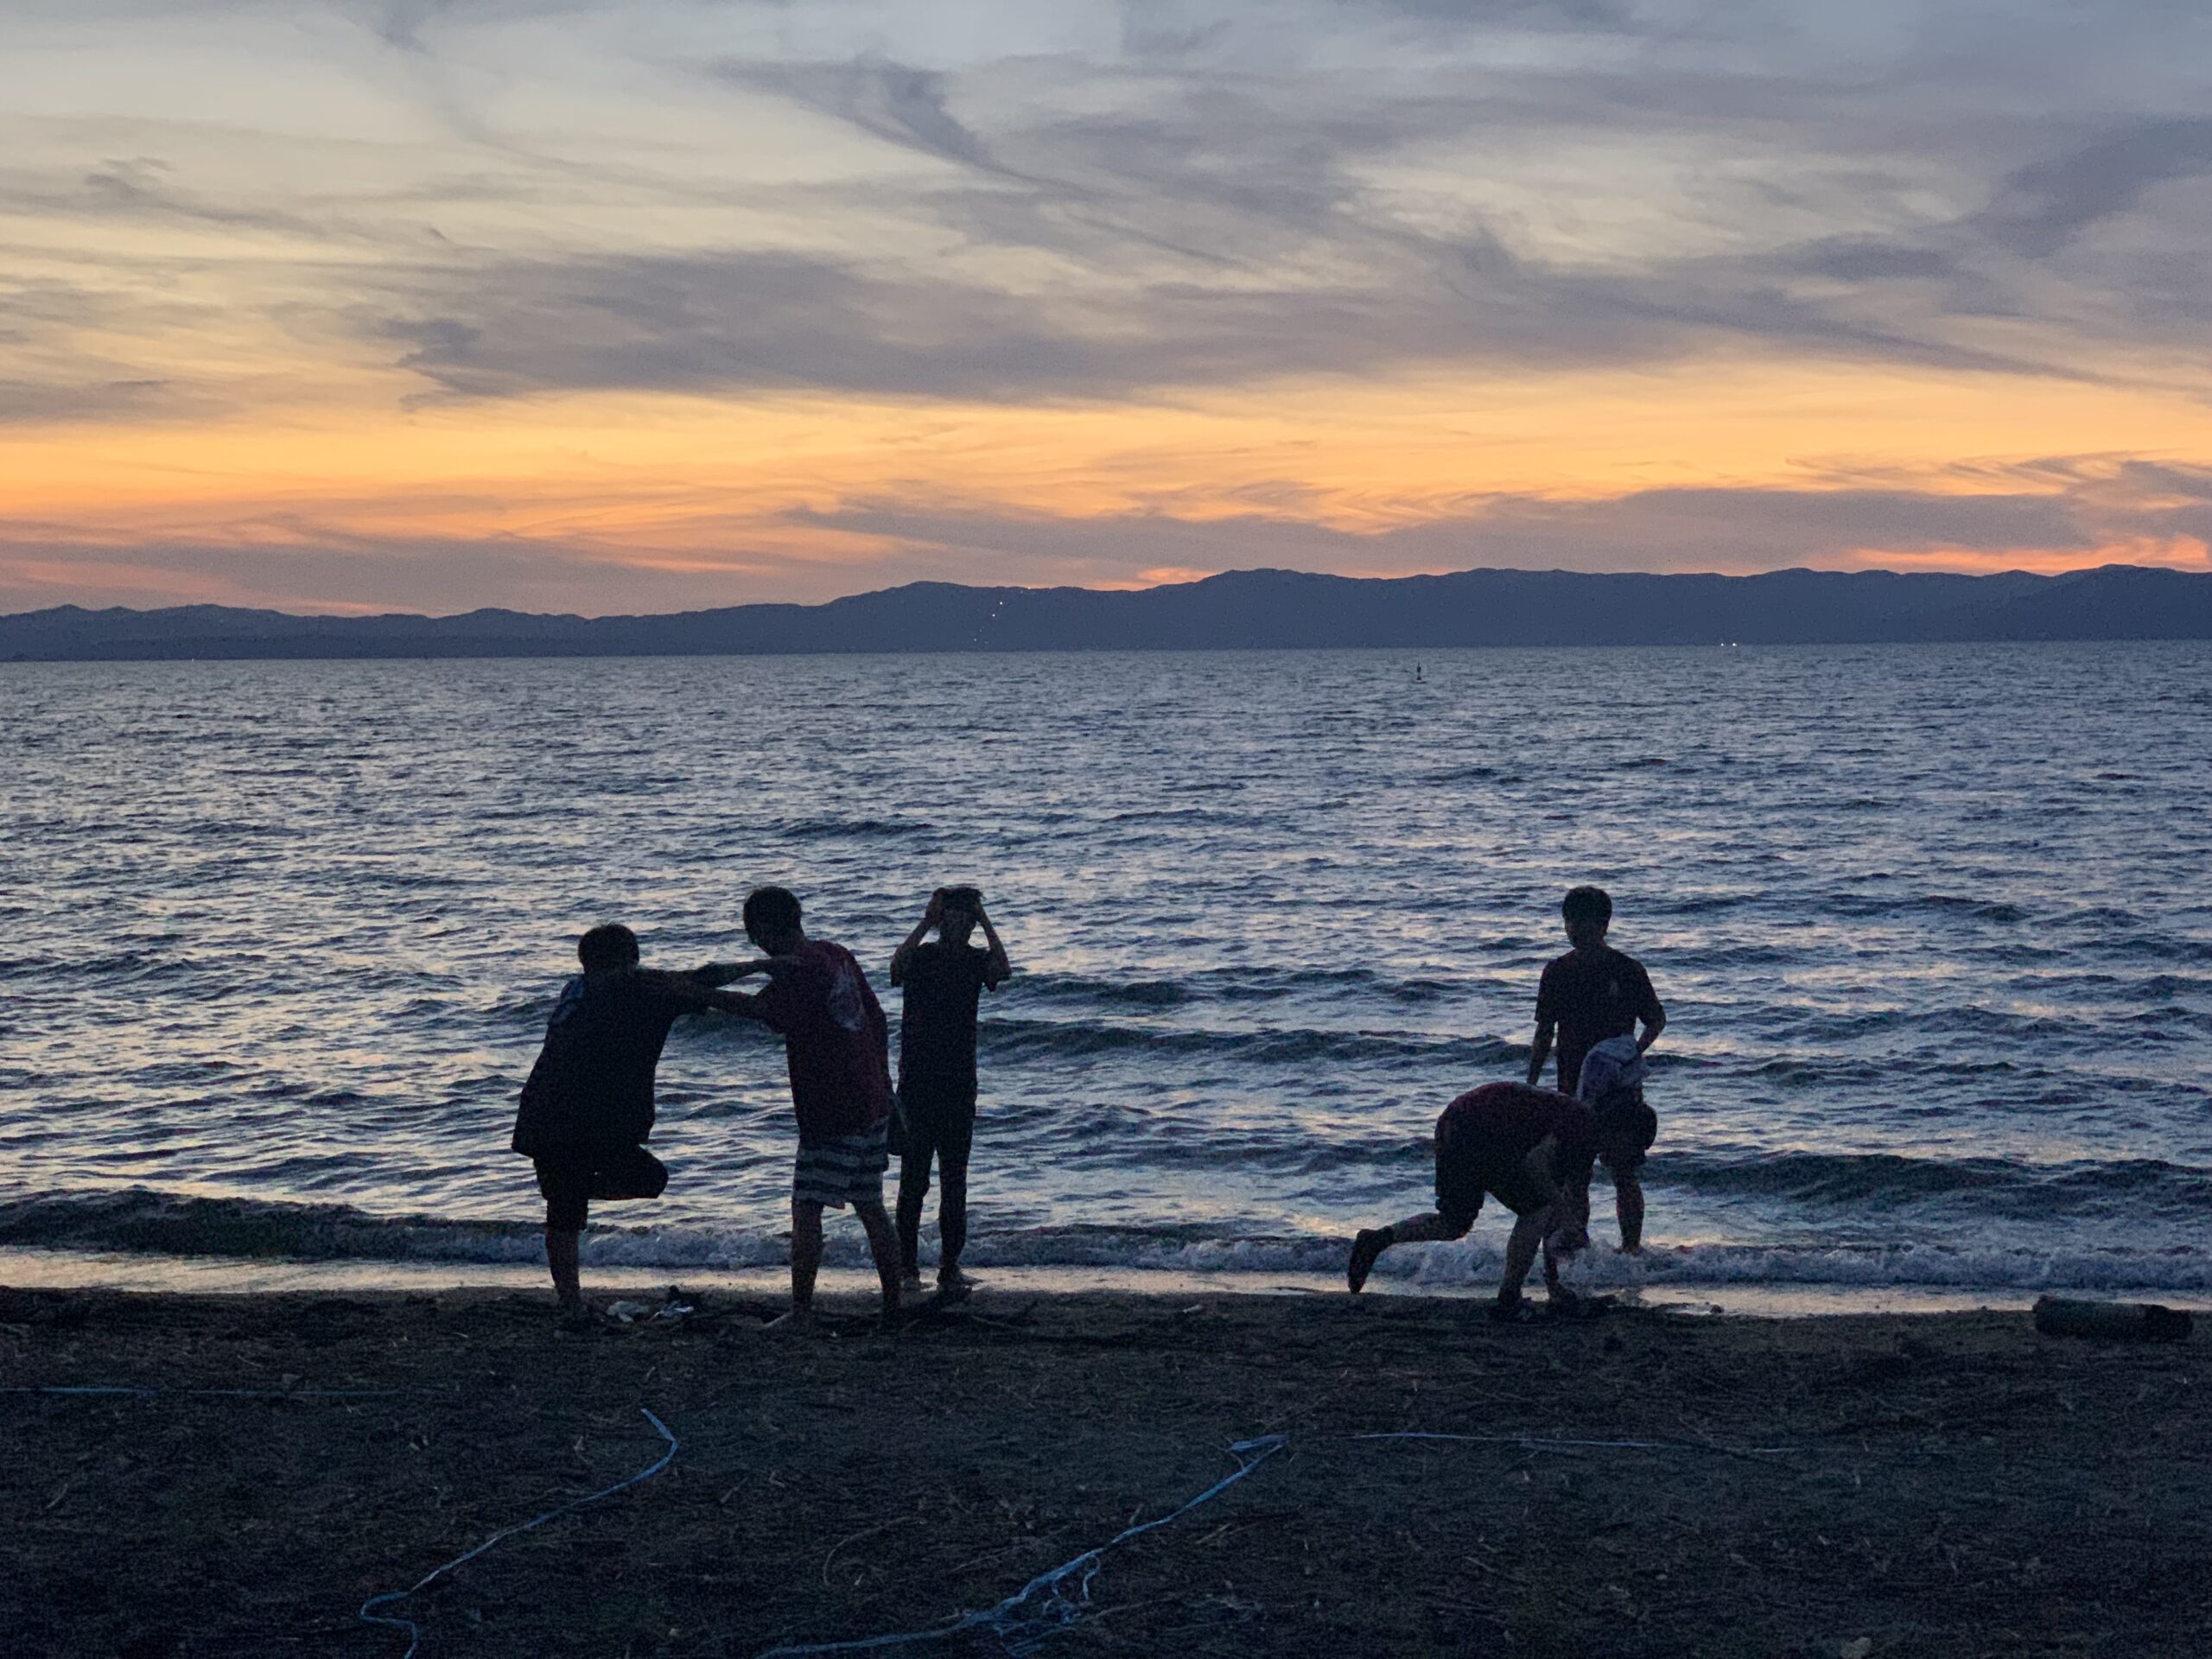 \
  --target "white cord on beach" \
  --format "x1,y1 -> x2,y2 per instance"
4,1384 -> 411,1399
1351,1430 -> 1803,1456
17,1385 -> 1795,1655
754,1433 -> 1288,1659
1352,1430 -> 1668,1450
358,1407 -> 679,1659
754,1424 -> 1809,1657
